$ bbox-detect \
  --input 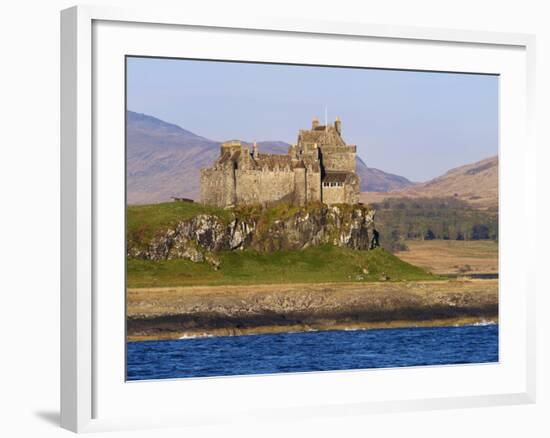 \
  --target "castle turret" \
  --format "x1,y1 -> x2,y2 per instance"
253,141 -> 259,159
221,140 -> 243,156
312,117 -> 320,129
334,116 -> 341,135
